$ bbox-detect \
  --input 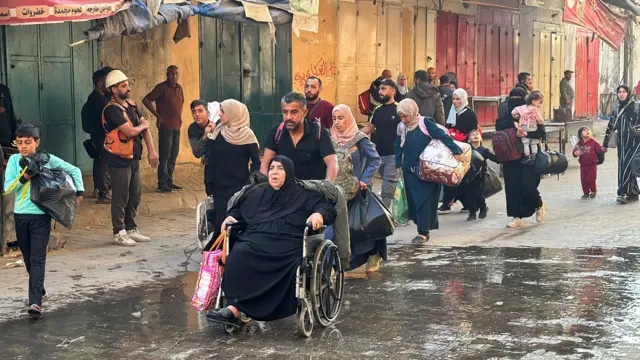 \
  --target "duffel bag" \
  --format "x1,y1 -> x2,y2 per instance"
533,146 -> 568,175
482,166 -> 503,198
